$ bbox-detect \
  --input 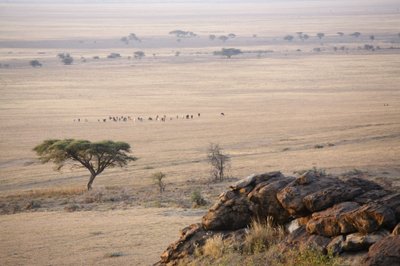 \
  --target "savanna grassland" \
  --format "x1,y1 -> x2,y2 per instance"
0,0 -> 400,265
